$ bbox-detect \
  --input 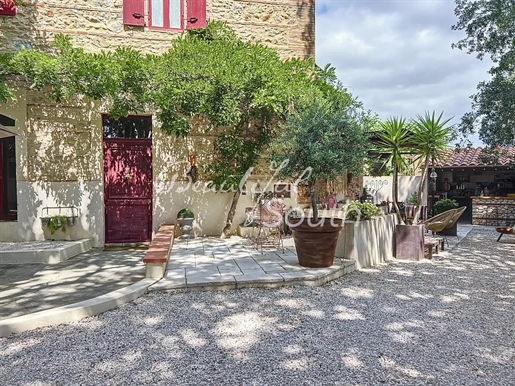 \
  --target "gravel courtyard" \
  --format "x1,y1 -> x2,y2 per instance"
1,228 -> 514,386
